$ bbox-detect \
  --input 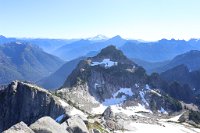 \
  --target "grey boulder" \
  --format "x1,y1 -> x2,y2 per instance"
3,122 -> 34,133
30,116 -> 69,133
66,115 -> 89,133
